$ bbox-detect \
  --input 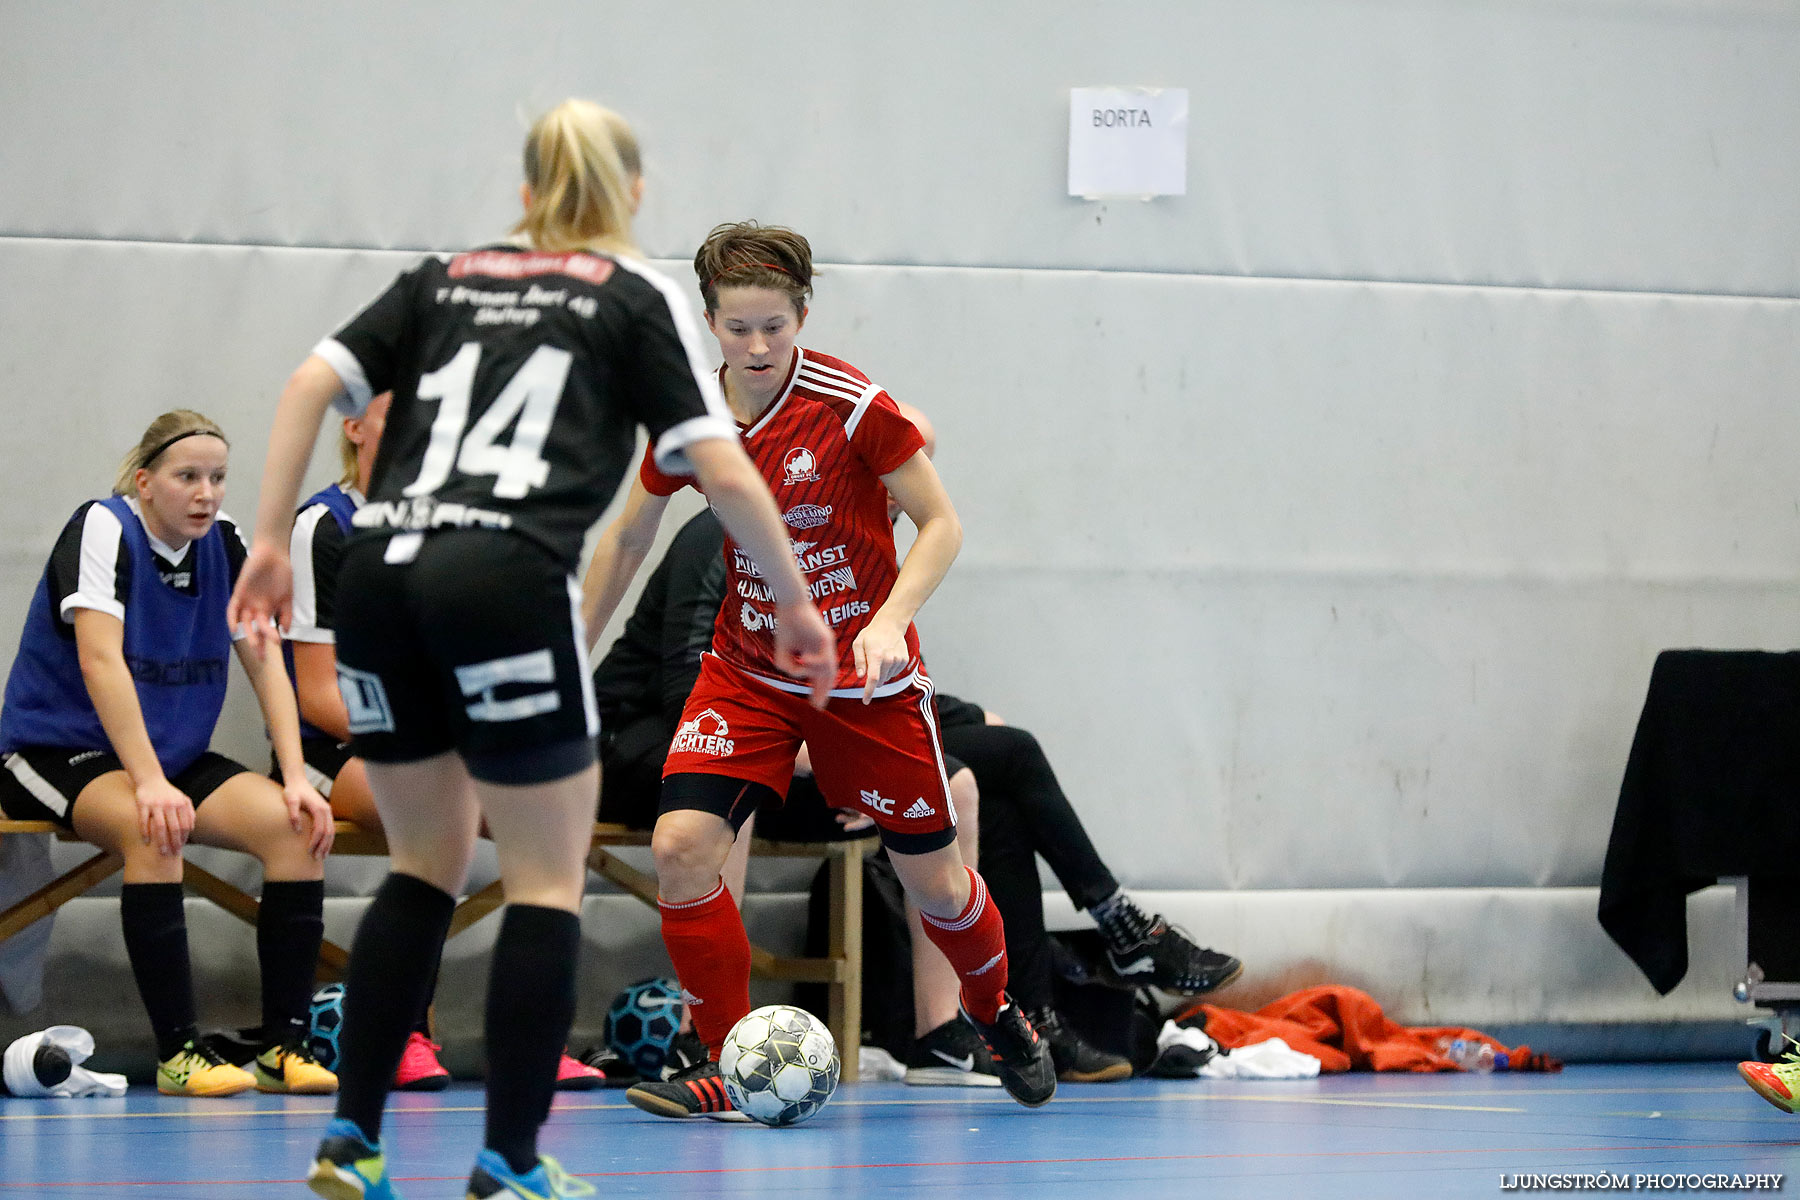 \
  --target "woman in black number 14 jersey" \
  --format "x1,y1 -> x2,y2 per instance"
228,99 -> 833,1200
